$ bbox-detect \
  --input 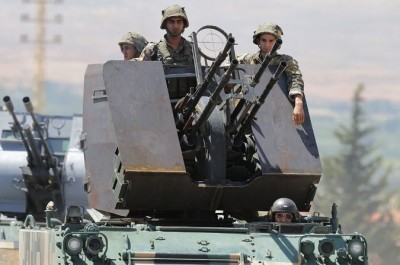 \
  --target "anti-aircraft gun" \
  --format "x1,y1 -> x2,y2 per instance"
80,26 -> 320,220
18,25 -> 368,265
2,96 -> 63,218
0,96 -> 87,250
